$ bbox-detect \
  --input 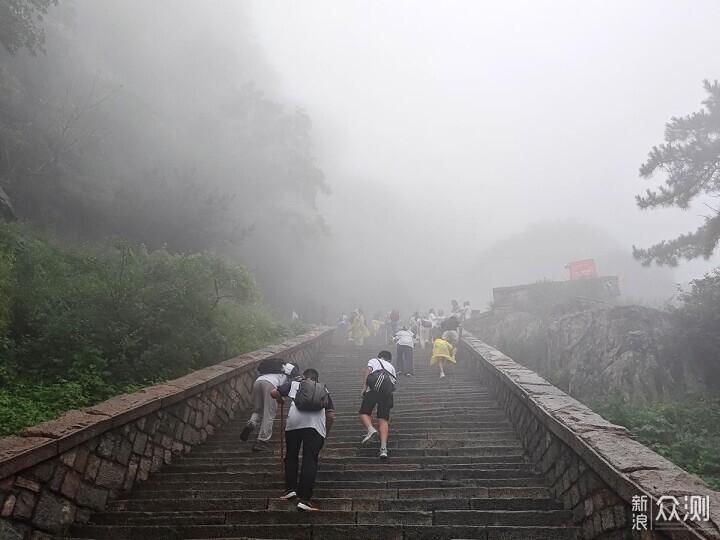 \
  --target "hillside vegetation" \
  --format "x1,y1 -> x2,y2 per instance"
0,223 -> 306,436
